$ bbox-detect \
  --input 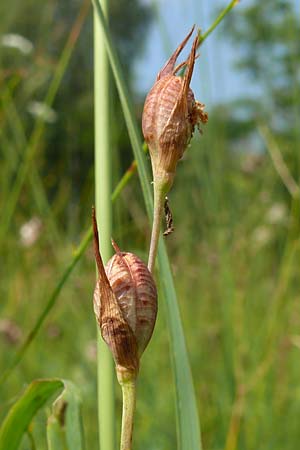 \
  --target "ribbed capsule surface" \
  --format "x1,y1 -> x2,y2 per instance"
142,27 -> 208,178
93,210 -> 158,379
105,251 -> 157,356
142,76 -> 196,174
